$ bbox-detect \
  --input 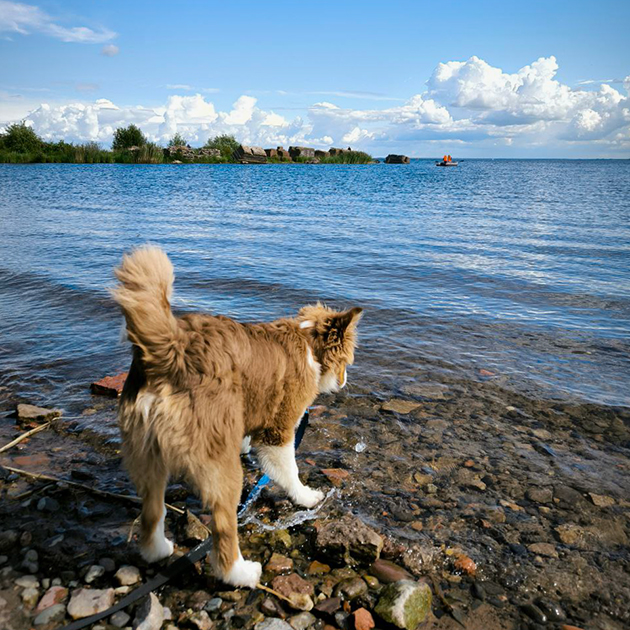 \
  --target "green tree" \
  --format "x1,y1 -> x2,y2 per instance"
0,122 -> 43,153
112,124 -> 146,150
204,134 -> 239,161
168,133 -> 187,147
